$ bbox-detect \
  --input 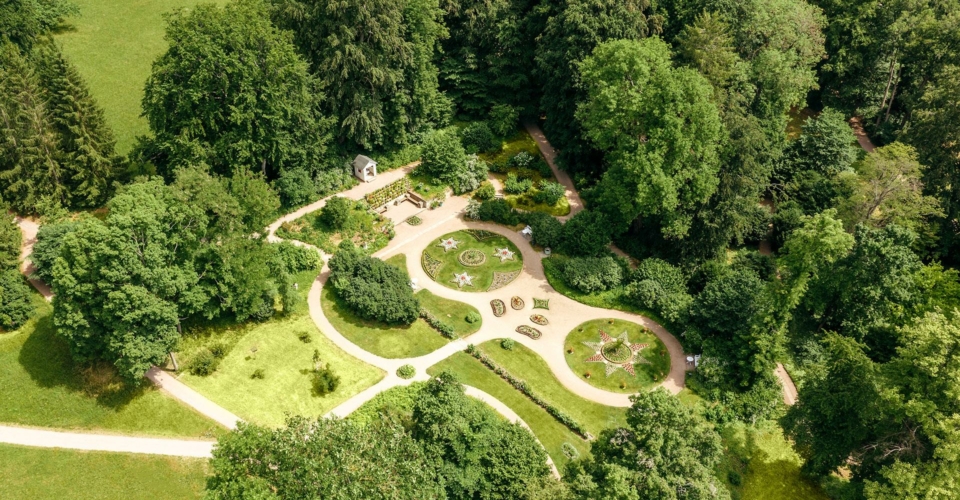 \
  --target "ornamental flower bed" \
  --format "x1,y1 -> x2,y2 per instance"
465,344 -> 590,439
533,298 -> 550,310
487,270 -> 520,291
421,253 -> 442,279
365,178 -> 412,208
420,308 -> 455,338
464,229 -> 497,241
458,249 -> 487,267
511,296 -> 525,310
516,325 -> 542,339
530,314 -> 548,326
490,299 -> 506,317
406,216 -> 422,226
